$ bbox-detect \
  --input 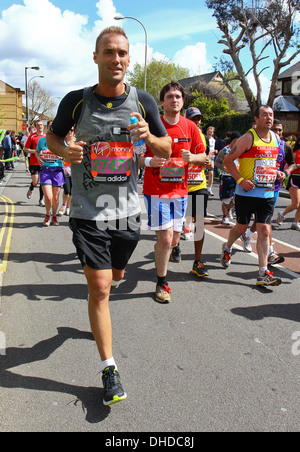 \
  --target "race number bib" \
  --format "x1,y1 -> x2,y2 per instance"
40,149 -> 58,163
159,158 -> 186,183
254,159 -> 277,187
188,165 -> 204,185
91,142 -> 133,183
